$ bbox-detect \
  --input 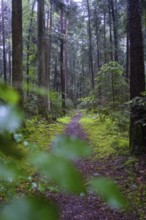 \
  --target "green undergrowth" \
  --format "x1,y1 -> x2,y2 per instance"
0,116 -> 69,201
80,113 -> 129,158
80,113 -> 146,219
57,116 -> 71,124
25,118 -> 66,151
